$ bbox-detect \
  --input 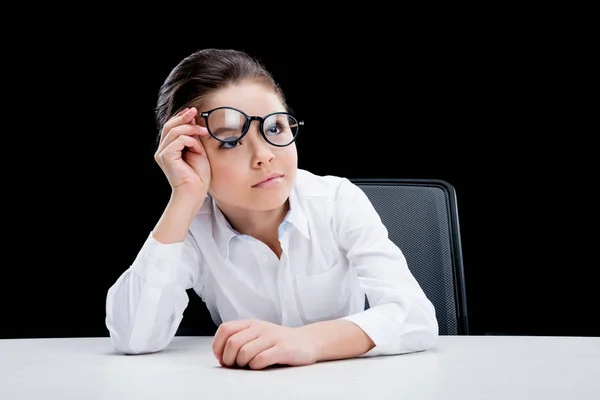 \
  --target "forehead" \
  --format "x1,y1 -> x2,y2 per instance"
201,80 -> 285,116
